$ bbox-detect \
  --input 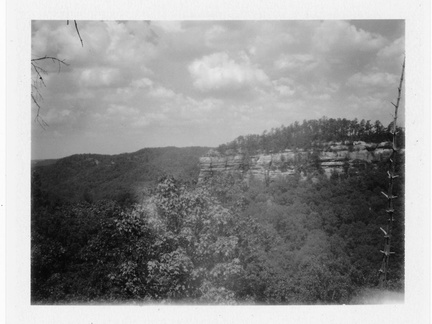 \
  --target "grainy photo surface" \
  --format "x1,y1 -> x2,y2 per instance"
31,20 -> 405,305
